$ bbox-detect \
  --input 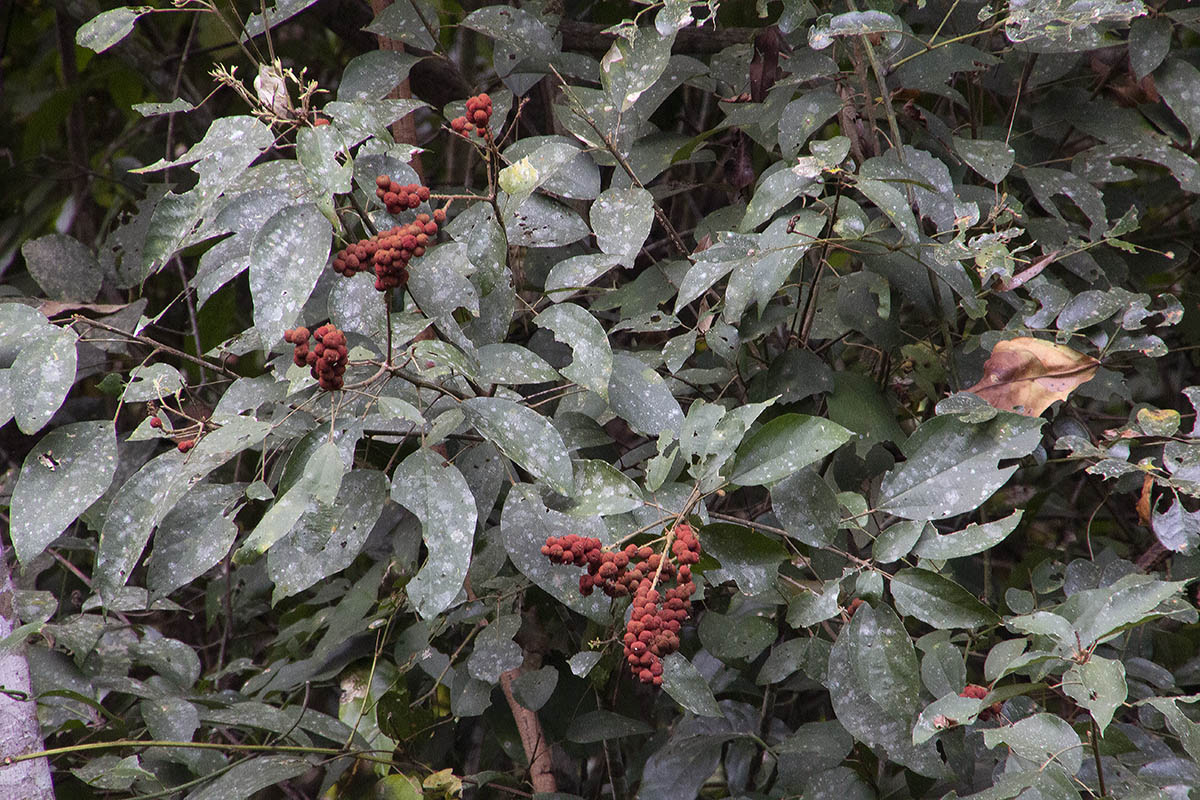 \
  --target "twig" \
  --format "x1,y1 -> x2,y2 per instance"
70,315 -> 239,378
551,67 -> 689,257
